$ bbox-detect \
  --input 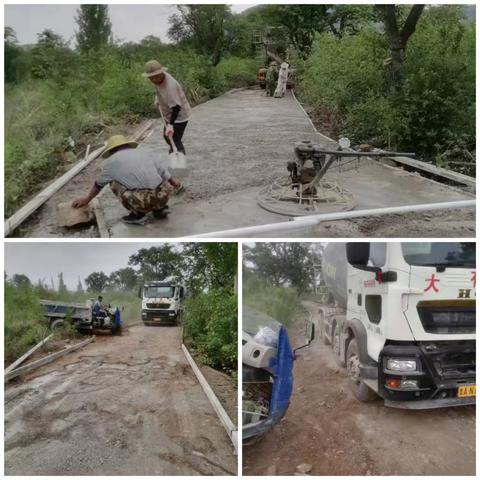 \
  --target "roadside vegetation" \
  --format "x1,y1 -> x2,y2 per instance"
5,243 -> 237,373
243,242 -> 323,326
5,4 -> 475,216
